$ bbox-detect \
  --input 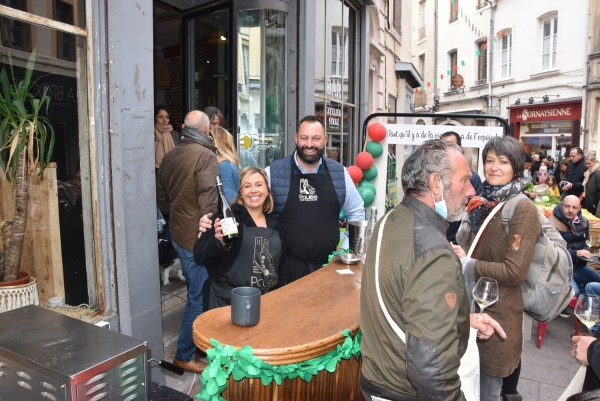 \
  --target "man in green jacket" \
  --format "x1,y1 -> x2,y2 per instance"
360,139 -> 505,401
